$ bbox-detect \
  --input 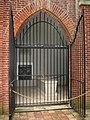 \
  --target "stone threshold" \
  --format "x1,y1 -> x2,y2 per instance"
79,0 -> 90,5
15,104 -> 71,112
